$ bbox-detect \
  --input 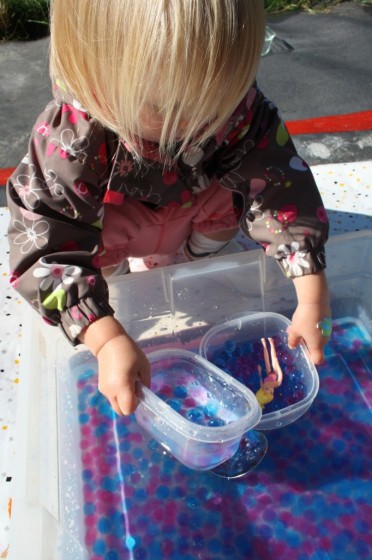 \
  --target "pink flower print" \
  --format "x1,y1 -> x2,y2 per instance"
276,242 -> 310,277
14,165 -> 44,210
98,143 -> 107,166
73,180 -> 91,198
70,305 -> 84,322
87,313 -> 97,323
168,189 -> 193,209
59,240 -> 80,252
317,206 -> 329,224
162,170 -> 178,186
35,121 -> 51,137
276,204 -> 298,225
62,101 -> 88,125
33,259 -> 82,291
257,134 -> 270,150
13,215 -> 49,254
9,271 -> 20,288
116,155 -> 135,177
85,275 -> 96,286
